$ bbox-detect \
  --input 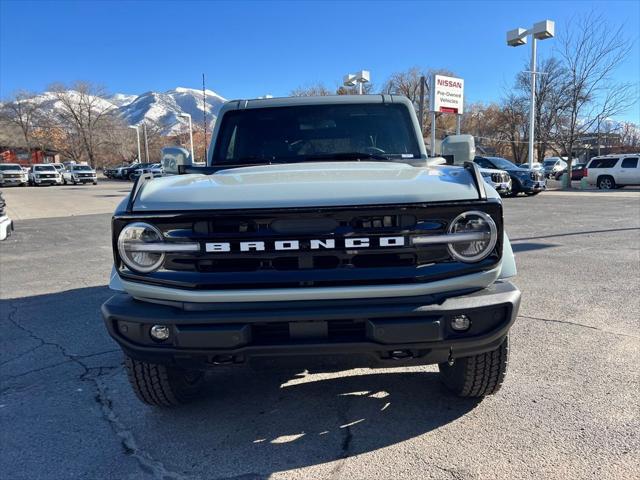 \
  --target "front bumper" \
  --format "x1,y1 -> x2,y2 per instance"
34,177 -> 62,185
490,181 -> 512,194
516,179 -> 546,193
0,177 -> 27,185
102,280 -> 520,369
